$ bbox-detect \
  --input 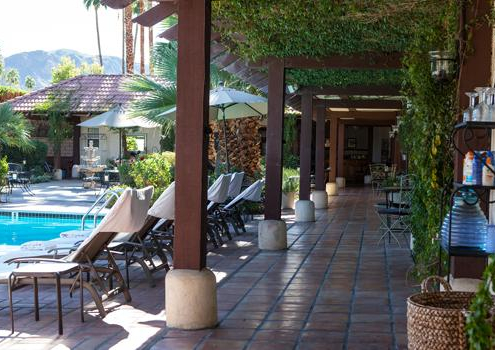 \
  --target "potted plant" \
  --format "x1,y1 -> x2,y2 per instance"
281,167 -> 299,209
